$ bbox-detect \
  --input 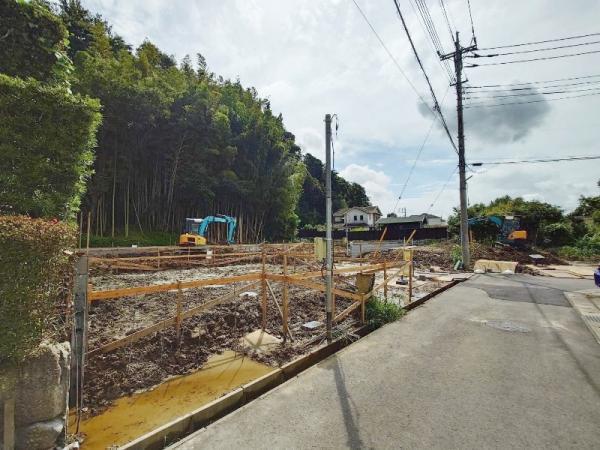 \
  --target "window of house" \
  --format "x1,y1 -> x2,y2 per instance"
354,215 -> 357,221
360,215 -> 364,221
